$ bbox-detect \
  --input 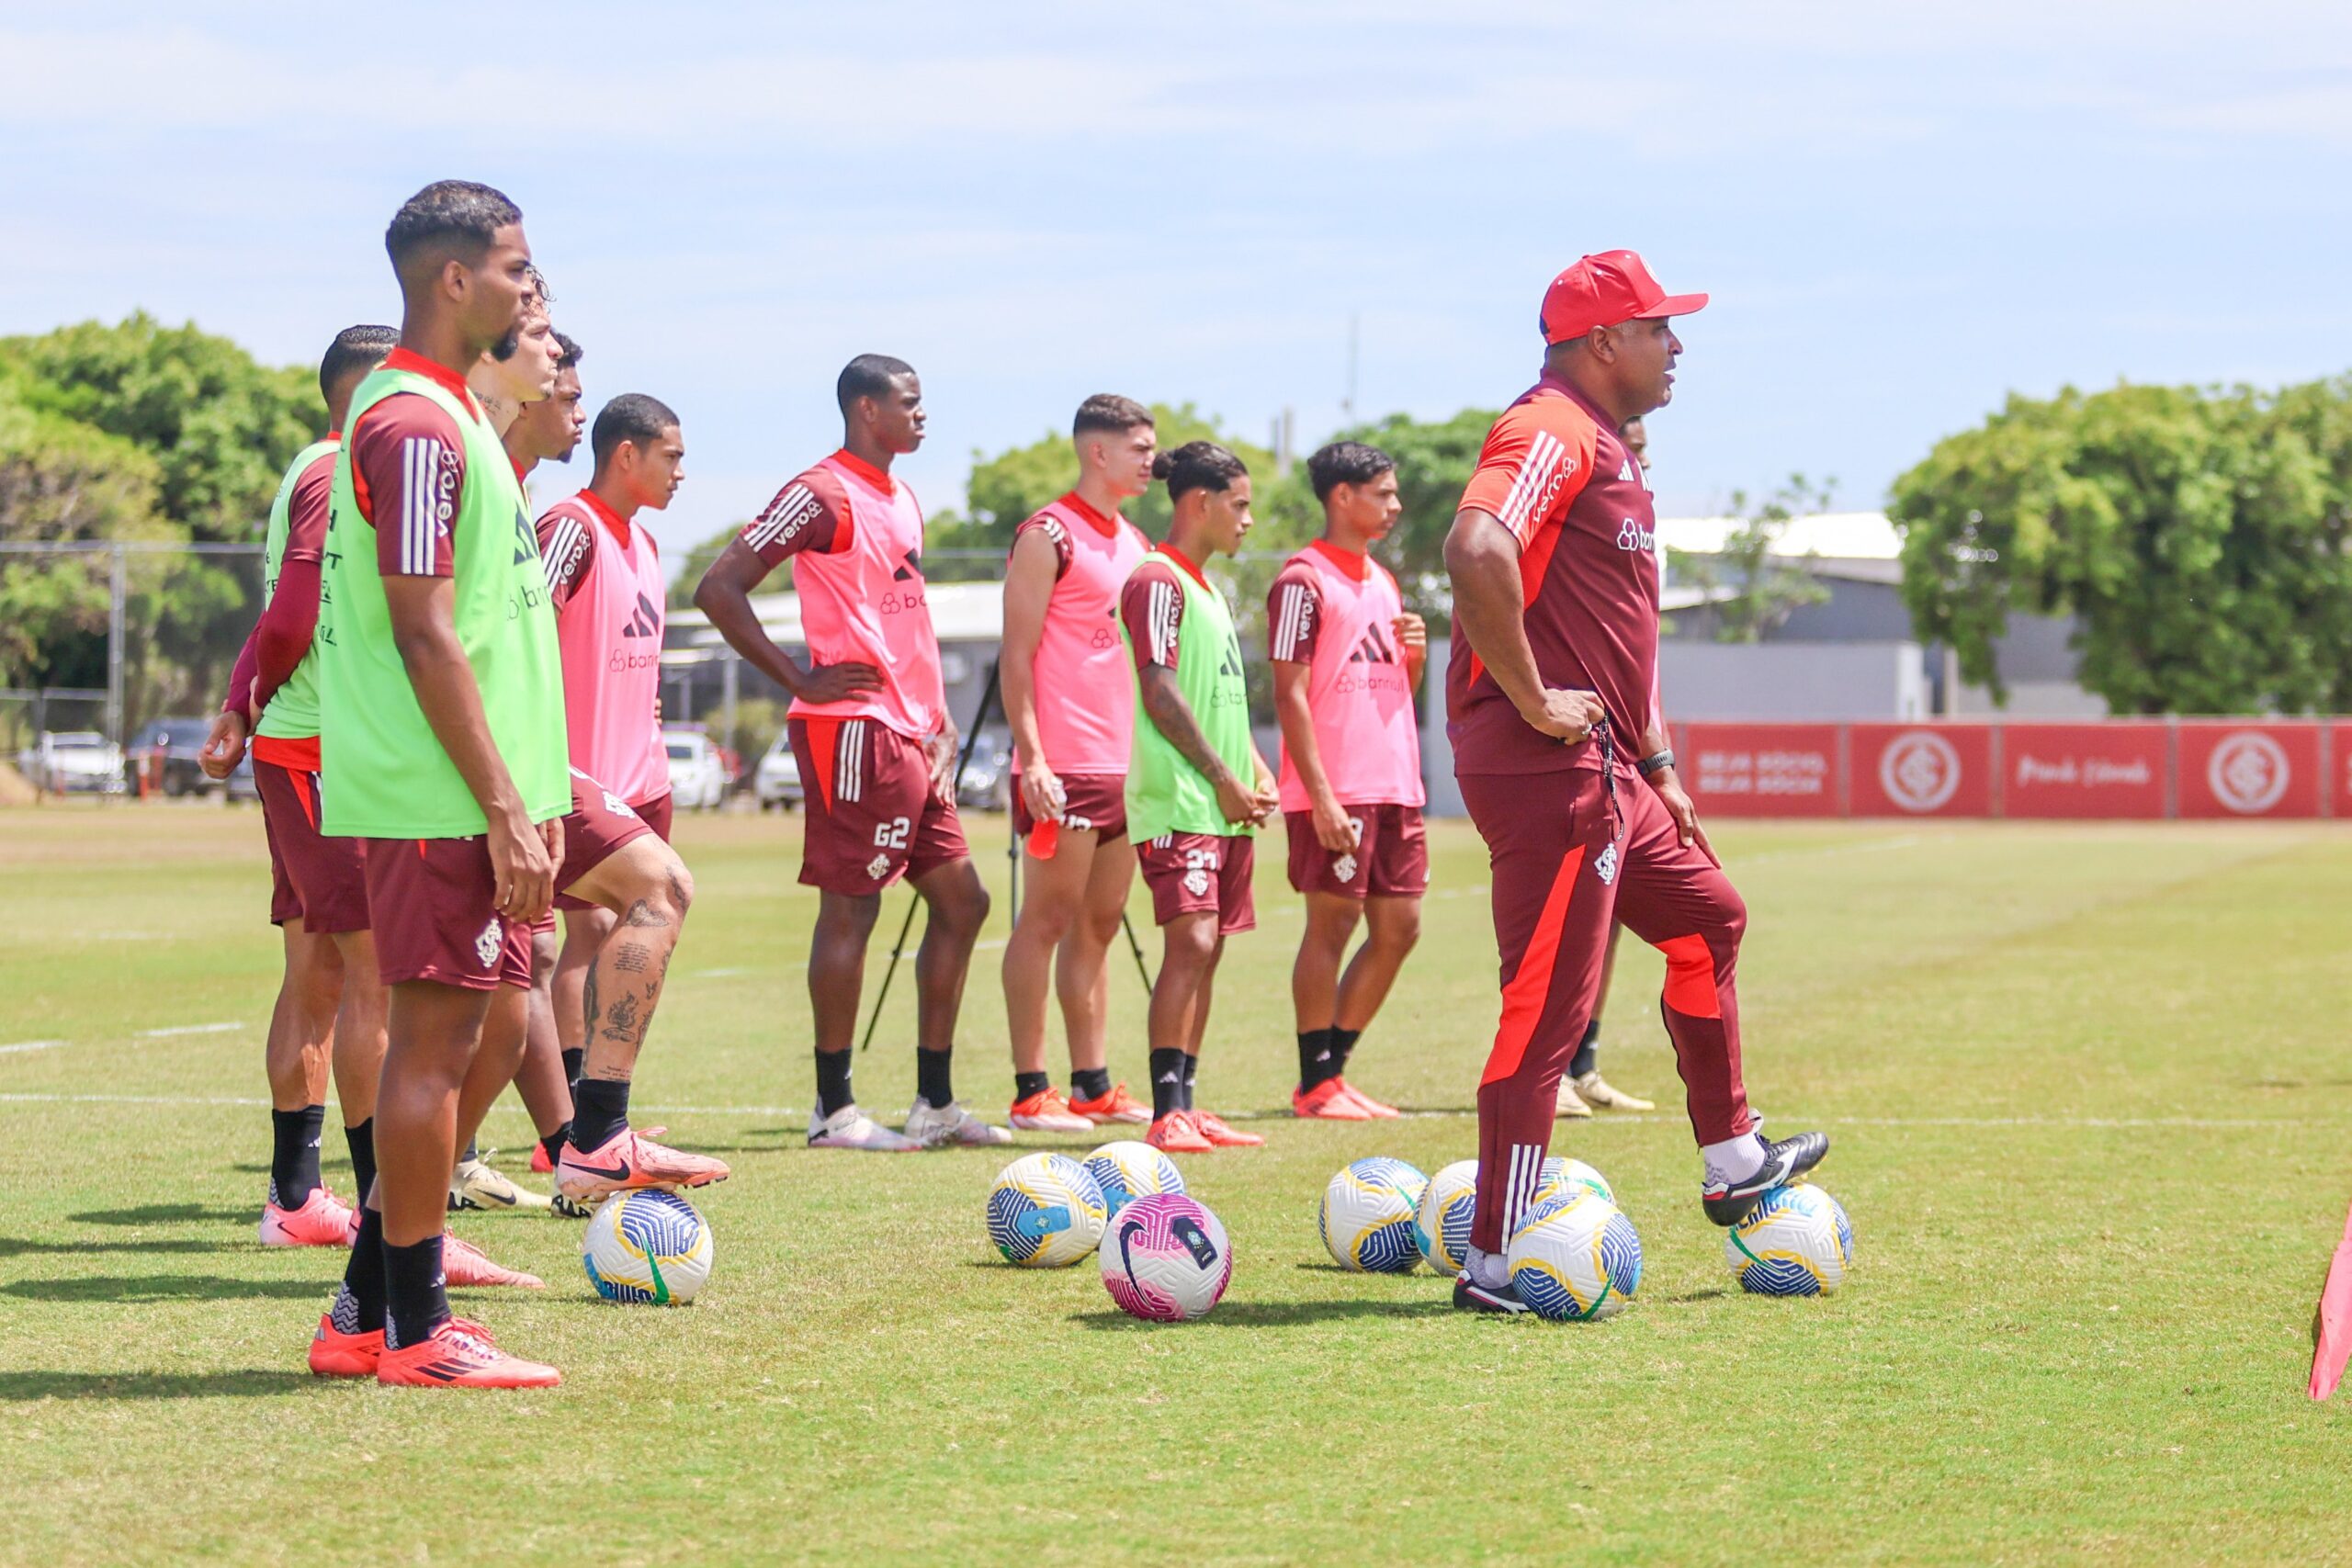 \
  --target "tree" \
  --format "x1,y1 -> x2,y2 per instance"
1324,407 -> 1497,613
1669,475 -> 1836,642
1891,379 -> 2343,713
